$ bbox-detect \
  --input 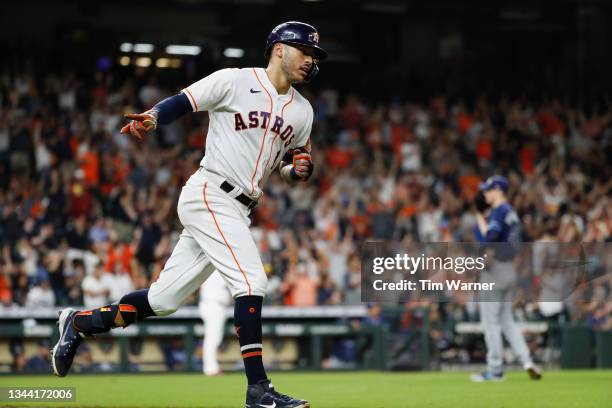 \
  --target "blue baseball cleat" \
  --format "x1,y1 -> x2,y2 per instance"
245,379 -> 309,408
51,308 -> 84,377
470,371 -> 505,382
